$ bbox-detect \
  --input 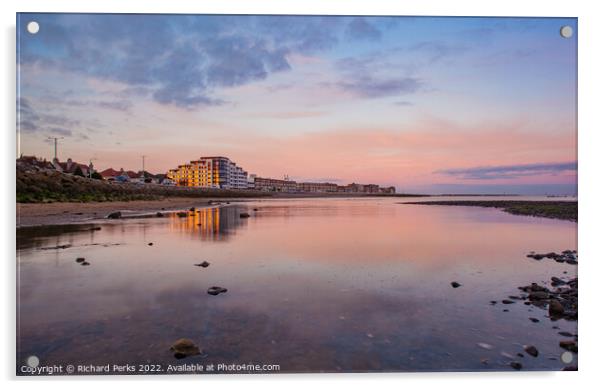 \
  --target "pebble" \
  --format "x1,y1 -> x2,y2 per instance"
524,345 -> 539,357
170,338 -> 201,359
450,281 -> 461,288
559,340 -> 578,353
510,361 -> 522,370
194,261 -> 210,268
207,286 -> 228,296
